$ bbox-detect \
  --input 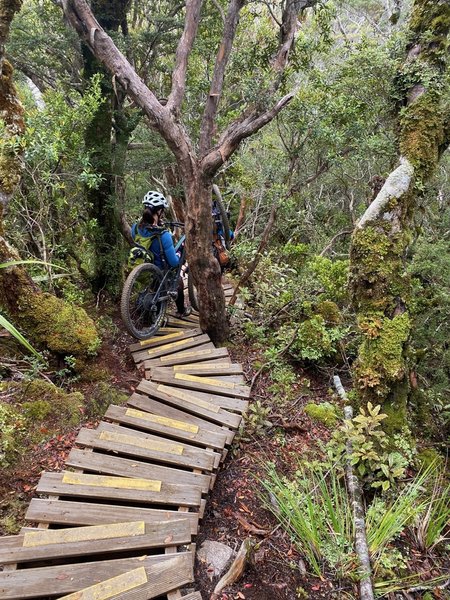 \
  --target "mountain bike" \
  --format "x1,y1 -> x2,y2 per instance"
121,222 -> 190,340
